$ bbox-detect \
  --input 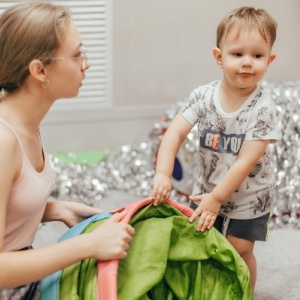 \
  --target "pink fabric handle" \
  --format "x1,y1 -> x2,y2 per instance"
97,198 -> 194,300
